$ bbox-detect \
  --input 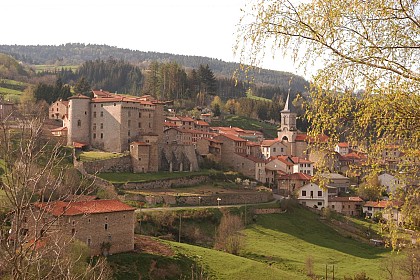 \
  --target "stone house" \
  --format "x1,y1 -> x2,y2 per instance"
362,200 -> 403,225
194,120 -> 210,132
0,100 -> 15,119
328,196 -> 364,216
378,173 -> 403,194
297,183 -> 336,208
318,173 -> 350,194
196,138 -> 223,161
49,99 -> 69,121
19,199 -> 135,256
215,134 -> 247,166
277,172 -> 312,196
62,92 -> 165,153
260,139 -> 288,159
178,116 -> 195,130
247,141 -> 263,158
231,153 -> 266,182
